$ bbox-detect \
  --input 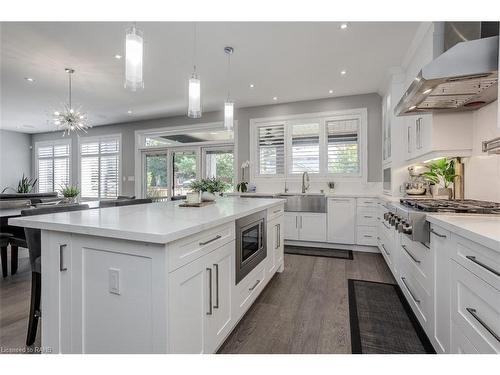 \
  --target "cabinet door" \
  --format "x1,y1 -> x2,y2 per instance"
267,217 -> 278,276
275,215 -> 284,271
284,212 -> 299,240
168,253 -> 212,353
327,198 -> 356,244
299,213 -> 326,242
207,242 -> 234,352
